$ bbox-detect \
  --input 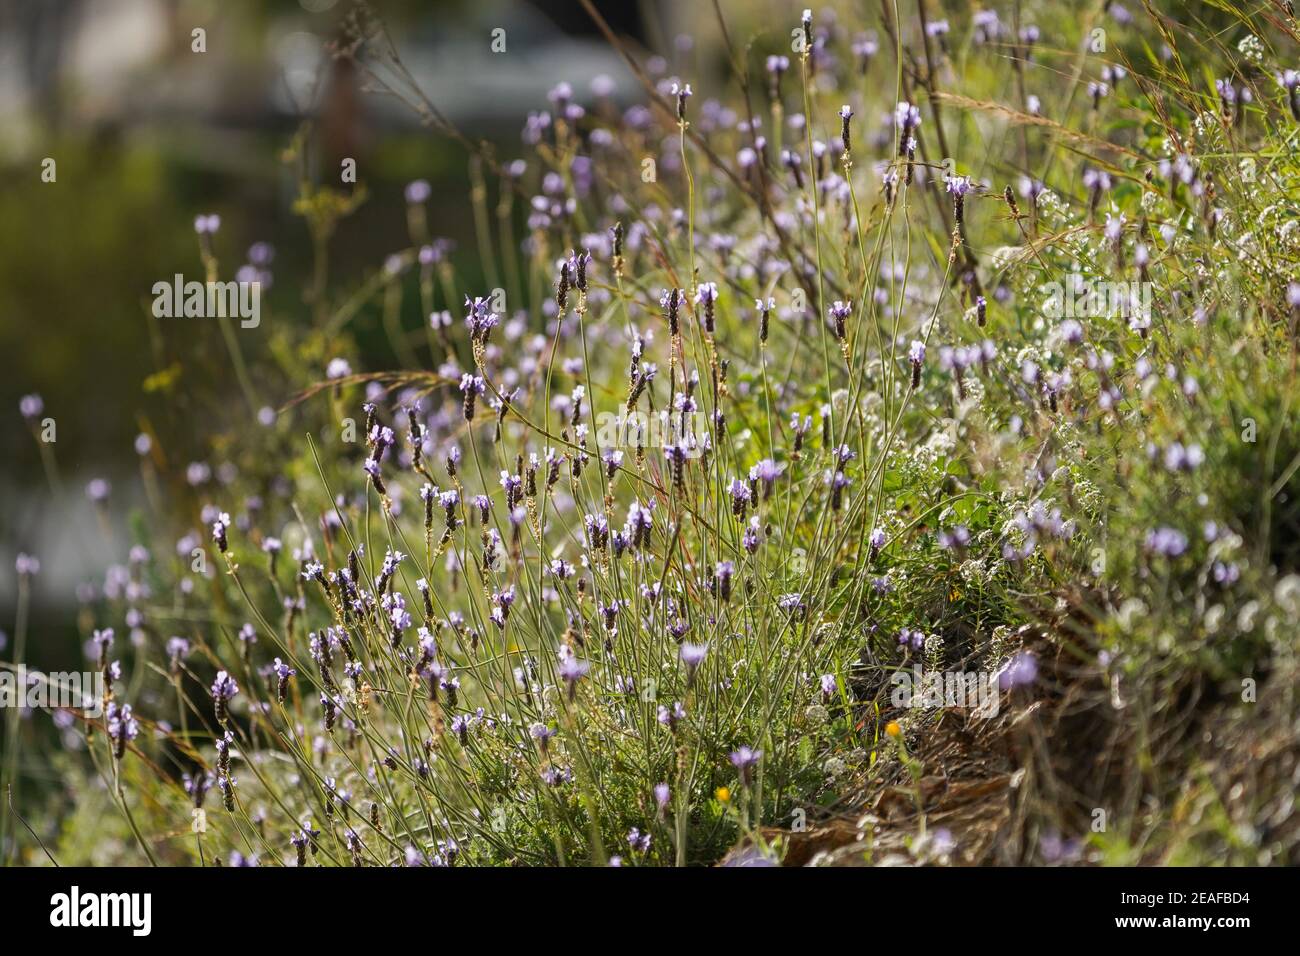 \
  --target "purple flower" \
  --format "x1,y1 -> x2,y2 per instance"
19,394 -> 43,420
679,642 -> 709,685
1278,70 -> 1300,119
1212,561 -> 1240,586
1215,77 -> 1242,113
750,458 -> 781,499
405,179 -> 431,204
1144,526 -> 1189,558
828,300 -> 853,340
1039,829 -> 1082,864
971,8 -> 1001,42
345,828 -> 364,862
359,459 -> 385,496
721,846 -> 778,867
945,175 -> 973,197
670,81 -> 692,121
659,287 -> 684,337
273,658 -> 295,702
654,782 -> 671,812
827,470 -> 851,511
1082,167 -> 1113,215
464,297 -> 500,343
166,636 -> 190,666
728,477 -> 752,519
217,772 -> 237,811
558,655 -> 590,699
714,561 -> 735,602
530,723 -> 557,750
894,101 -> 921,161
184,772 -> 213,807
778,592 -> 806,616
937,525 -> 970,550
567,248 -> 592,293
894,103 -> 921,131
729,746 -> 762,785
211,670 -> 239,723
547,558 -> 576,580
288,831 -> 312,866
657,700 -> 686,731
322,356 -> 348,382
931,828 -> 956,856
851,32 -> 878,67
694,282 -> 719,332
92,627 -> 114,660
210,511 -> 231,553
869,526 -> 887,560
450,714 -> 471,745
627,827 -> 651,853
998,652 -> 1038,689
459,374 -> 486,420
106,702 -> 139,758
946,175 -> 973,223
